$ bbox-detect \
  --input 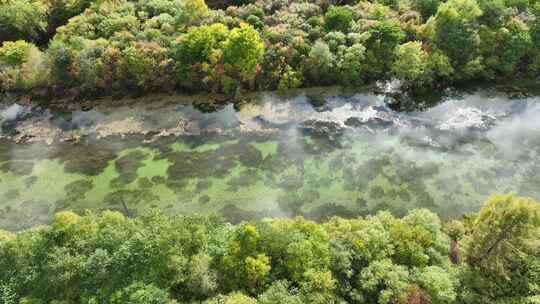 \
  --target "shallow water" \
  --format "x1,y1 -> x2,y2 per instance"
1,87 -> 539,230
